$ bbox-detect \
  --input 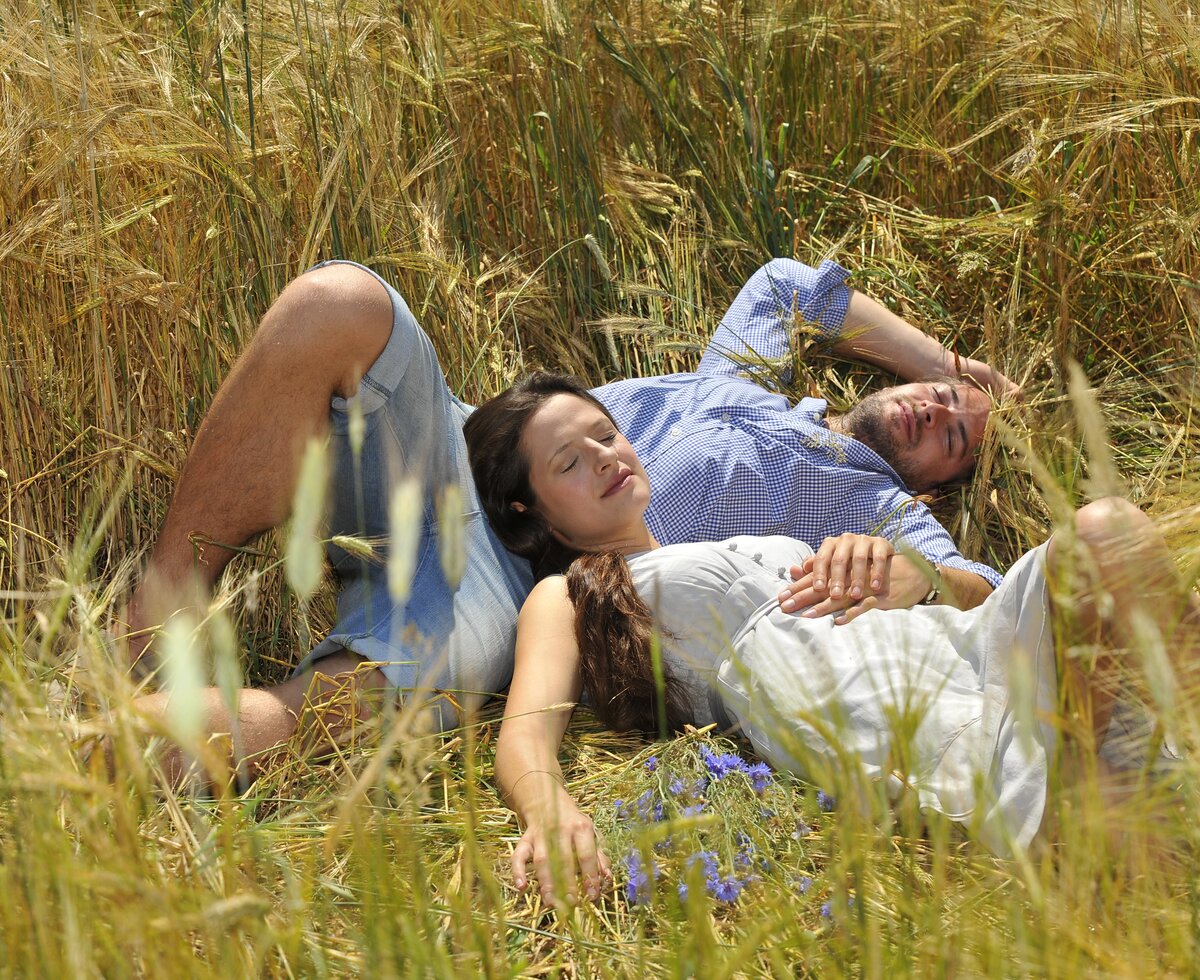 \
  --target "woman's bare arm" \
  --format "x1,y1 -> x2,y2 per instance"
495,576 -> 611,905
